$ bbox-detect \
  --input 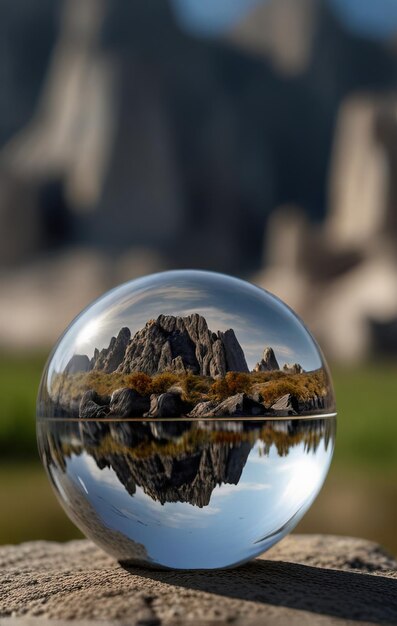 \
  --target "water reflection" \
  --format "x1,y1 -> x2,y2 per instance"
37,417 -> 335,569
